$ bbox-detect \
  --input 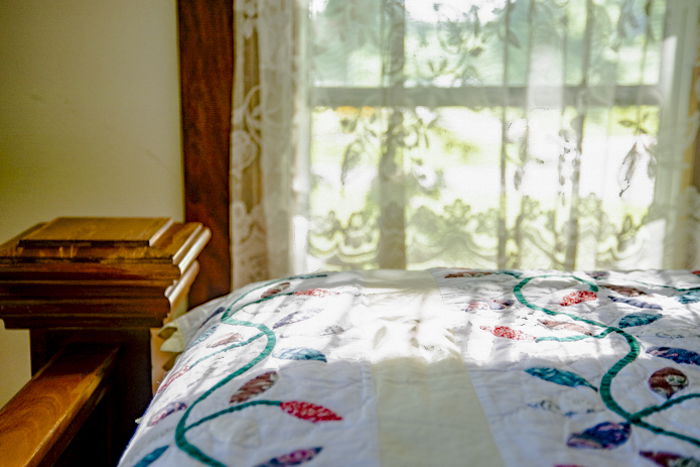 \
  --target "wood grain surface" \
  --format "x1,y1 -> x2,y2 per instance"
0,220 -> 208,267
0,218 -> 209,328
0,344 -> 119,467
0,218 -> 210,463
18,217 -> 173,248
178,0 -> 233,306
